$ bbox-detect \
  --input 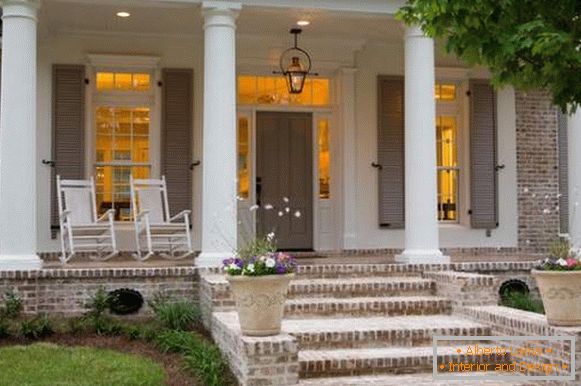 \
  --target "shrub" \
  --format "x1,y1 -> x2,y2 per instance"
0,290 -> 22,320
19,315 -> 54,340
154,329 -> 231,386
149,295 -> 200,331
0,320 -> 11,339
501,291 -> 545,314
83,288 -> 110,319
